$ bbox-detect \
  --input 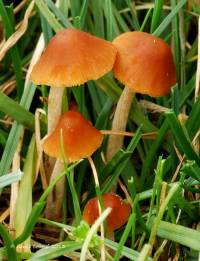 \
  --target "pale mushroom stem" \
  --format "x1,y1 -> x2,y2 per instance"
45,87 -> 65,219
48,87 -> 65,134
44,160 -> 65,219
106,87 -> 135,161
